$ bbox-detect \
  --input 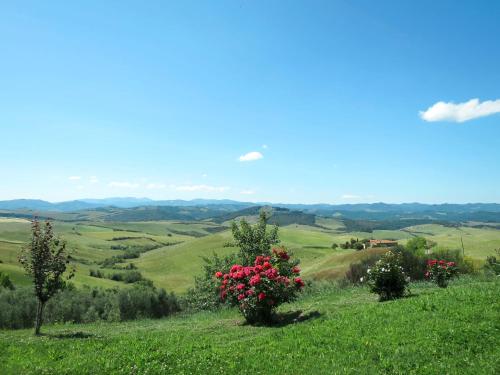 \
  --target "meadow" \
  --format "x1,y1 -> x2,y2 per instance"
1,217 -> 499,293
0,277 -> 498,374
